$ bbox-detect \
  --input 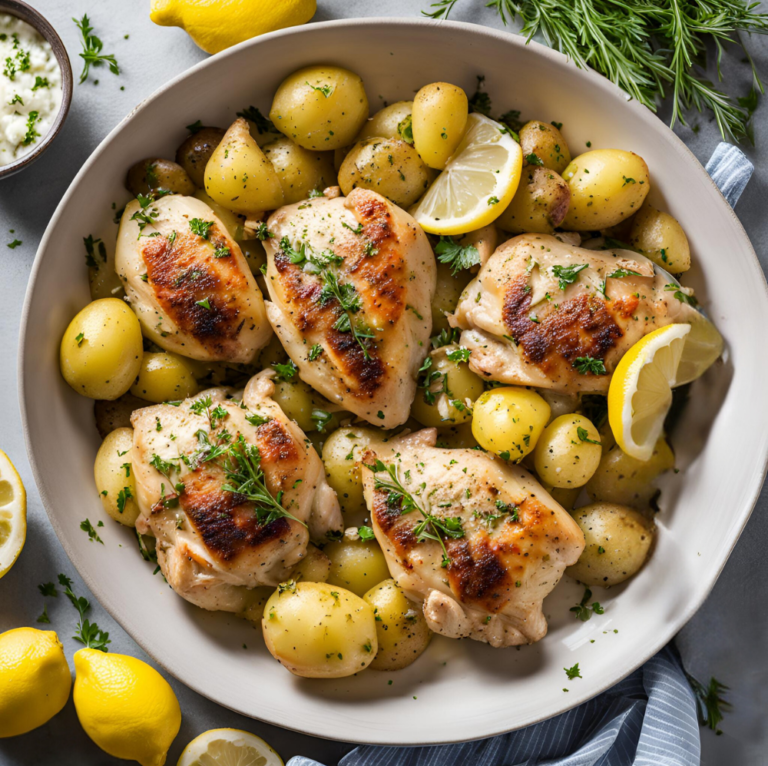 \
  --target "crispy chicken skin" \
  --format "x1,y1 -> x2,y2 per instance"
262,188 -> 436,428
361,429 -> 585,647
131,371 -> 342,613
116,194 -> 271,363
451,233 -> 700,393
